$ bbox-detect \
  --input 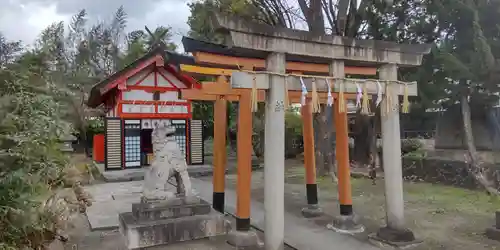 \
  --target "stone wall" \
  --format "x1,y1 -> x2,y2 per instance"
402,156 -> 500,191
434,108 -> 500,151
